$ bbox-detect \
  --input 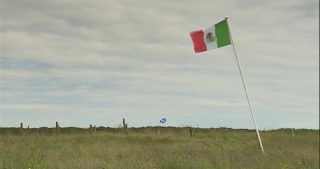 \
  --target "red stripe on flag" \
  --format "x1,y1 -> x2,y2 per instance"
190,30 -> 207,53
